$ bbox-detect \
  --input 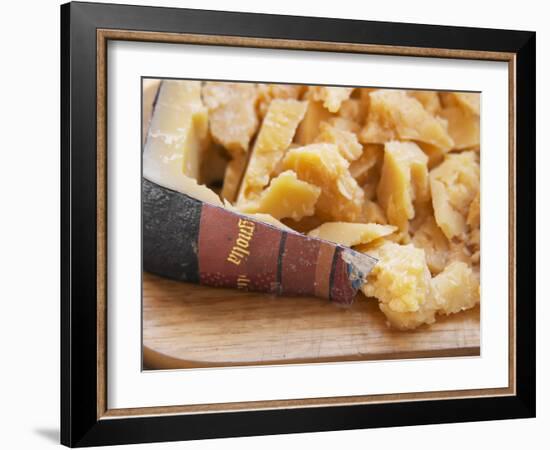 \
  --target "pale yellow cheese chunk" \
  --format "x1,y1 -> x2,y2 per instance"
411,215 -> 449,275
328,116 -> 361,134
360,90 -> 454,152
361,240 -> 480,329
377,141 -> 430,233
361,241 -> 434,325
439,106 -> 480,150
166,173 -> 291,231
440,92 -> 480,116
237,170 -> 320,221
467,191 -> 480,228
315,122 -> 363,161
309,86 -> 354,113
142,79 -> 161,144
143,80 -> 209,190
430,151 -> 480,240
407,90 -> 441,115
237,99 -> 307,202
338,98 -> 367,124
308,223 -> 396,247
202,82 -> 259,156
455,93 -> 480,115
416,142 -> 446,169
466,191 -> 481,263
256,84 -> 306,117
221,154 -> 247,202
349,144 -> 383,186
282,143 -> 365,222
431,261 -> 480,315
362,200 -> 387,224
295,100 -> 334,145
